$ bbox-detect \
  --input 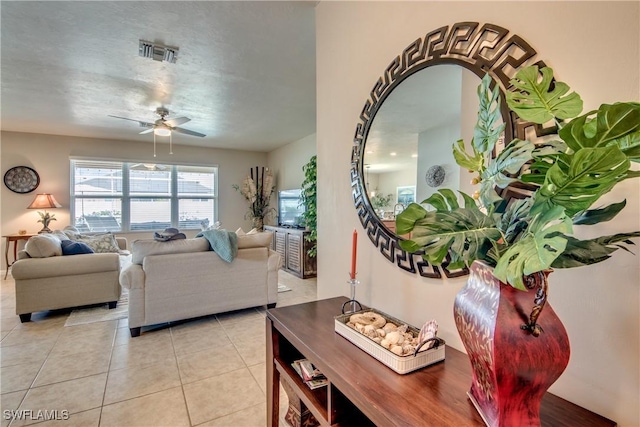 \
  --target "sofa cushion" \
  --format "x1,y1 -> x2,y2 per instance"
131,238 -> 209,265
12,252 -> 120,280
24,234 -> 62,258
61,240 -> 95,255
52,230 -> 71,241
73,232 -> 121,253
237,231 -> 273,249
